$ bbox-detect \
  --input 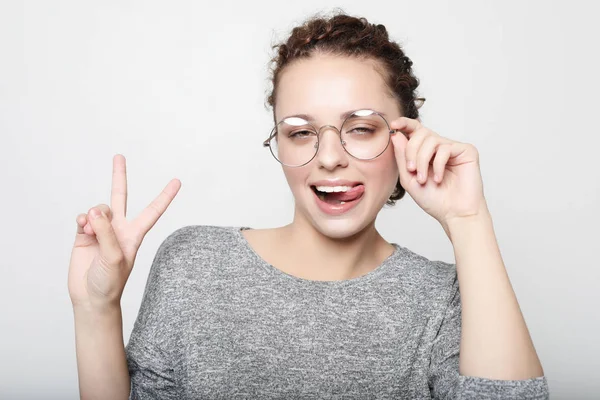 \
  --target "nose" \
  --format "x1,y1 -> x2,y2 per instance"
314,125 -> 349,170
